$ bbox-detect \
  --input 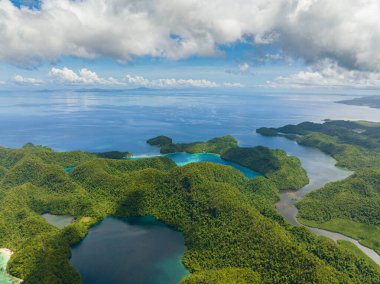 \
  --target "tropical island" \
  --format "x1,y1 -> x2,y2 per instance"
0,133 -> 379,283
257,120 -> 380,255
338,96 -> 380,109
